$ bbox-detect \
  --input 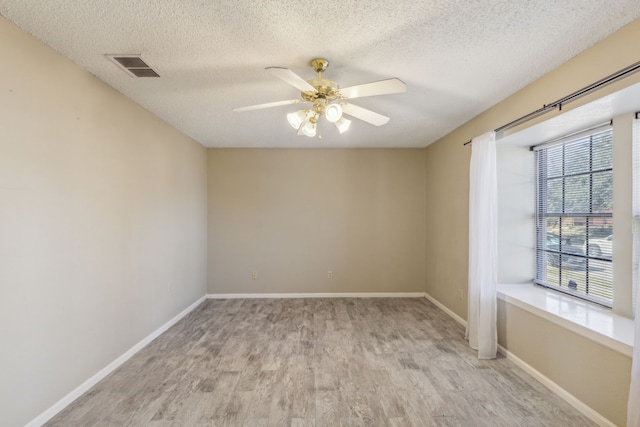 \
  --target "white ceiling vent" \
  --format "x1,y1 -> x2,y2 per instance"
106,54 -> 159,77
